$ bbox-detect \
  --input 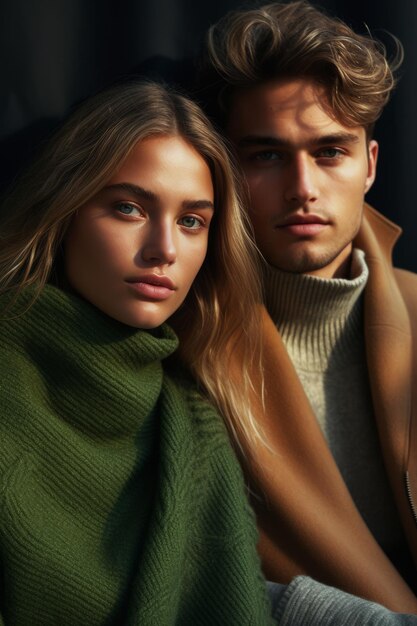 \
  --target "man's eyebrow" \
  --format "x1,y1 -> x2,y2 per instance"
236,135 -> 286,148
313,133 -> 360,146
236,132 -> 360,148
103,182 -> 214,210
